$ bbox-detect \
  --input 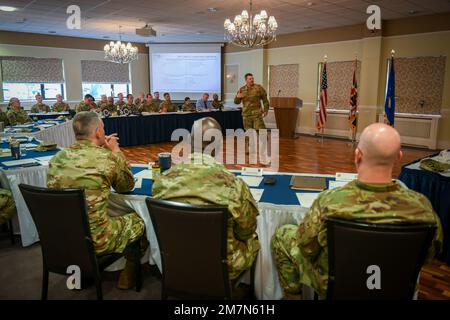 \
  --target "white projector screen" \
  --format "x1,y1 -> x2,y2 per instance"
148,44 -> 222,101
